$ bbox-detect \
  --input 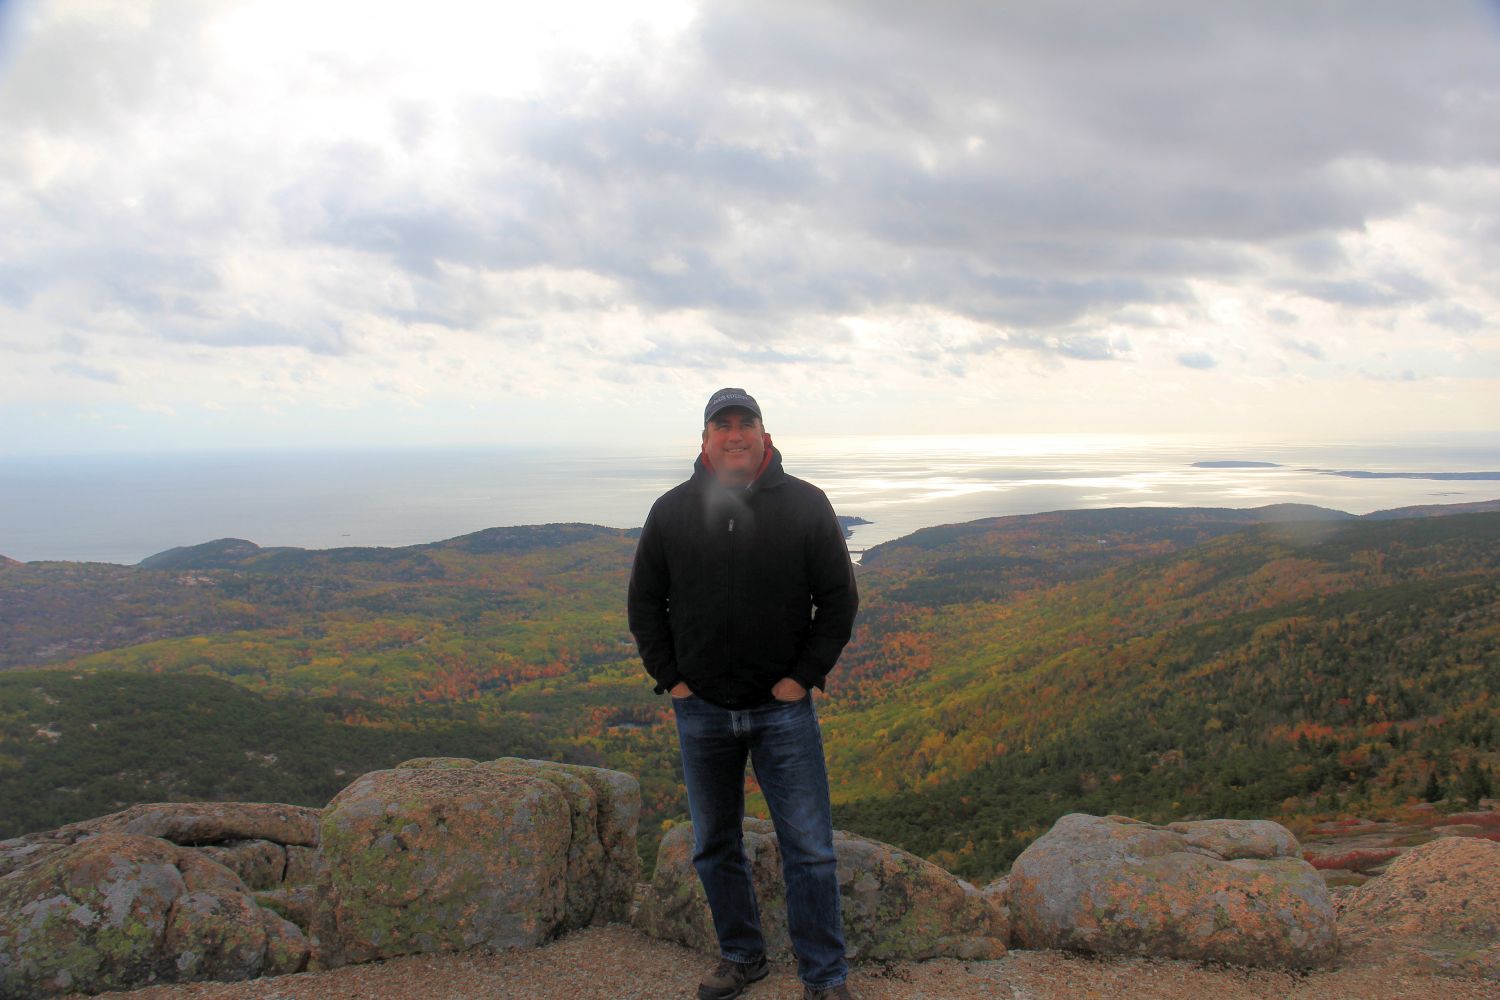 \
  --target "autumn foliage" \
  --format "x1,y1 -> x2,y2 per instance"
3,509 -> 1497,880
